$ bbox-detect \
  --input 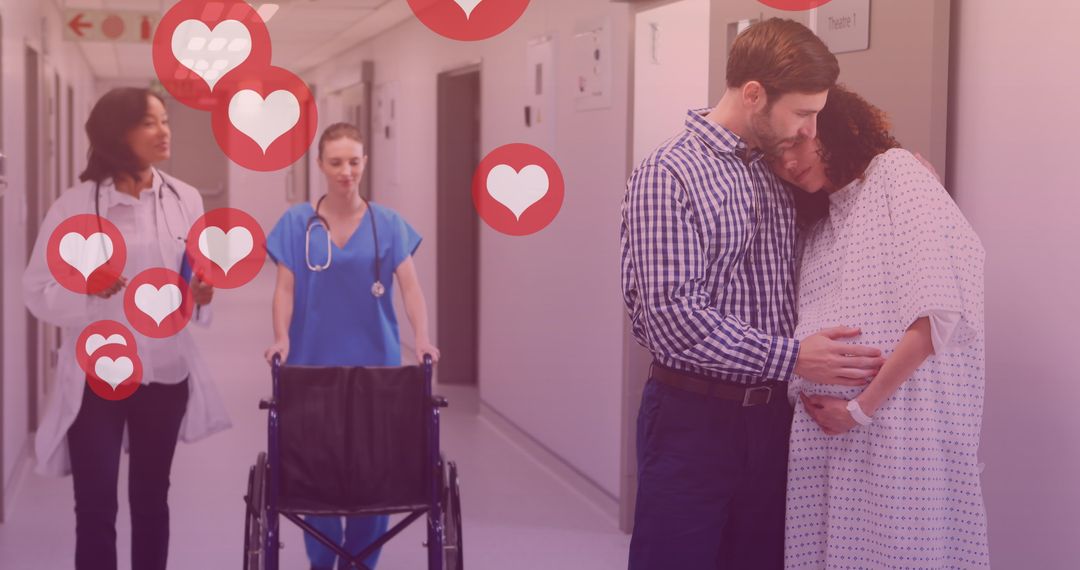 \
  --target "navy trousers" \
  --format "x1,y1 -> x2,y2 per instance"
629,377 -> 793,570
68,380 -> 189,570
